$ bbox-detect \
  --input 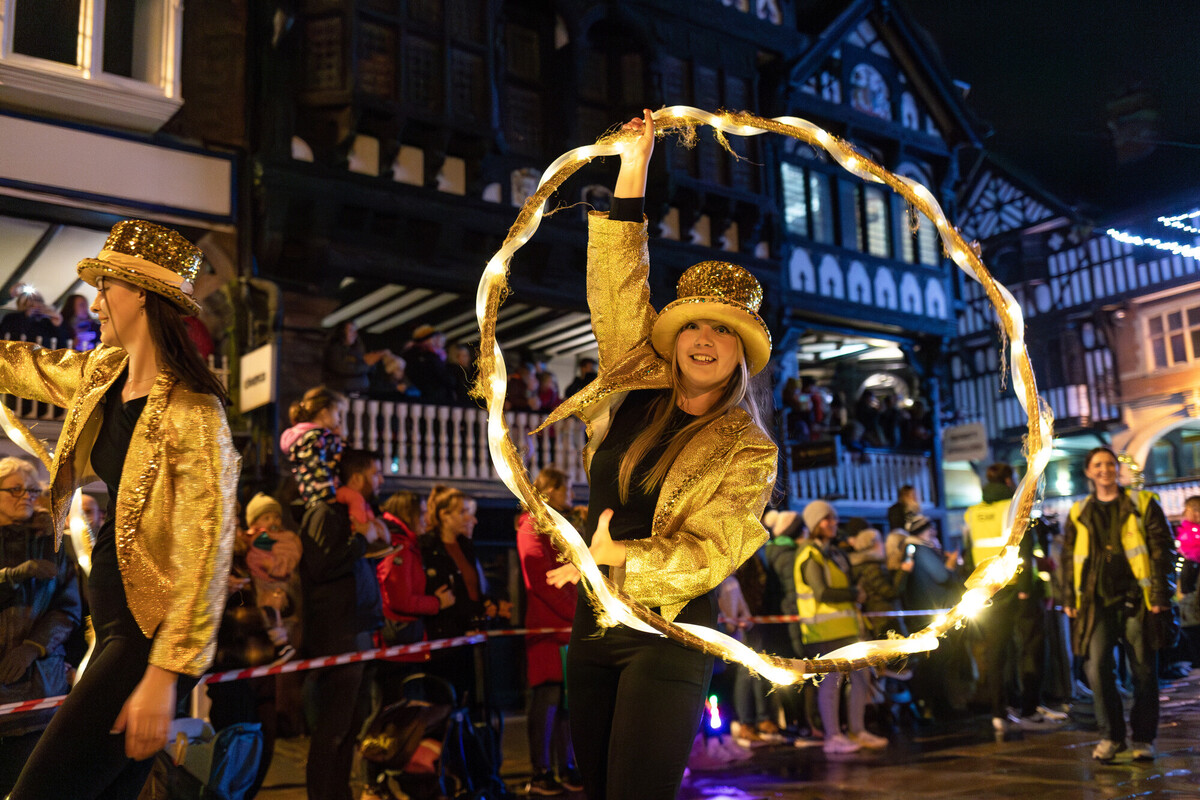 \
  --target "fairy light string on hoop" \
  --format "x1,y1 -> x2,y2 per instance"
472,106 -> 1054,684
